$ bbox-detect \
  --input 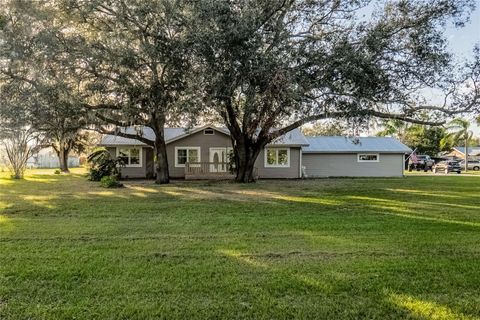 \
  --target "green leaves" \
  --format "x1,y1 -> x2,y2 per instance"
444,118 -> 475,150
0,14 -> 7,30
